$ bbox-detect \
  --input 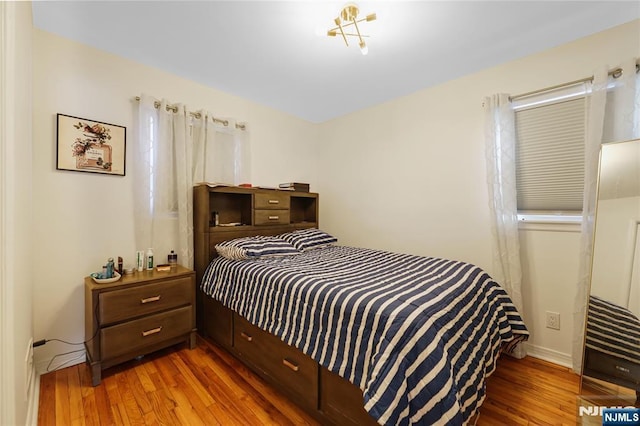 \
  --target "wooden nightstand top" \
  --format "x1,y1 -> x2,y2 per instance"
84,264 -> 194,291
